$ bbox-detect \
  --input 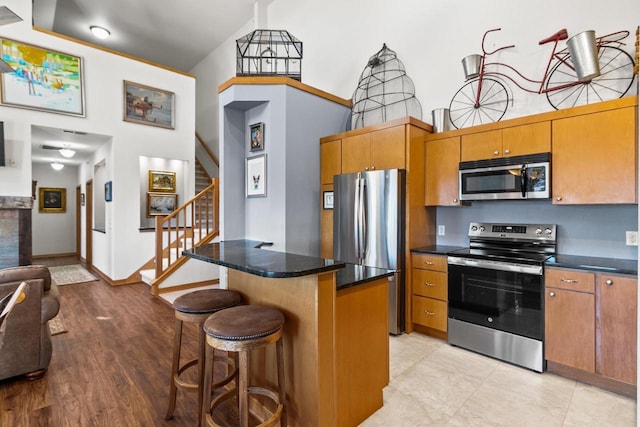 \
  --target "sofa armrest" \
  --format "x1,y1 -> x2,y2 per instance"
42,282 -> 60,323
